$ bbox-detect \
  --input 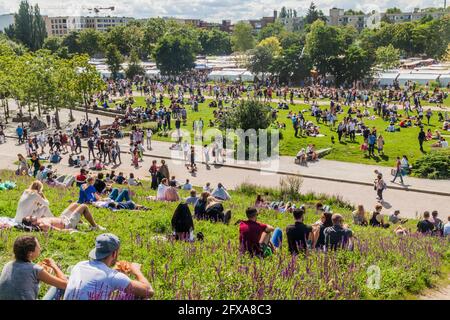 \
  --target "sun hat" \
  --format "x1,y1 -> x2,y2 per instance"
89,233 -> 120,260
